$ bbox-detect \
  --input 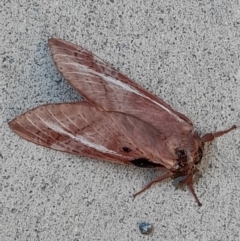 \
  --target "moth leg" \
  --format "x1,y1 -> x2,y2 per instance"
133,172 -> 173,198
201,125 -> 237,143
185,174 -> 202,206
